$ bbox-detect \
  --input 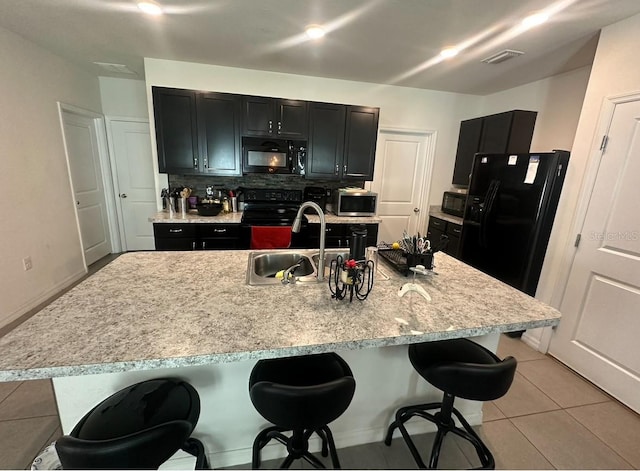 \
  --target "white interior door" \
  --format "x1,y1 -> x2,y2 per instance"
109,120 -> 156,251
368,129 -> 434,244
549,95 -> 640,413
62,110 -> 112,265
